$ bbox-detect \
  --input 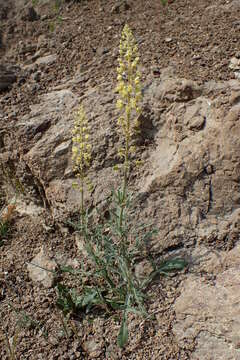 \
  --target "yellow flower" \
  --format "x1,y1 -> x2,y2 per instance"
129,146 -> 136,154
134,77 -> 140,85
135,159 -> 143,167
116,99 -> 124,110
113,164 -> 120,171
116,24 -> 142,140
115,24 -> 143,176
